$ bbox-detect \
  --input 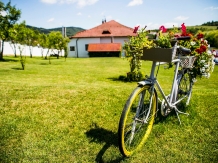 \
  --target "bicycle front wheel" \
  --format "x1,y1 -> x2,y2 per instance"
118,85 -> 157,157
